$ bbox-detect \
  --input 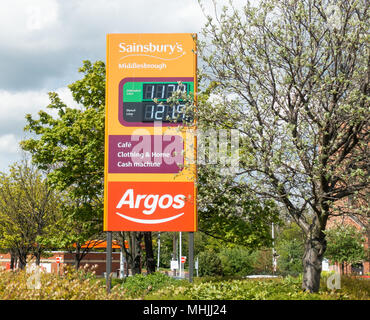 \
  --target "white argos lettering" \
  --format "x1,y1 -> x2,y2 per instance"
116,189 -> 186,215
